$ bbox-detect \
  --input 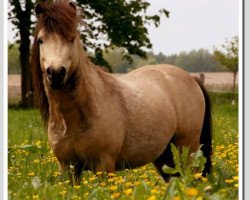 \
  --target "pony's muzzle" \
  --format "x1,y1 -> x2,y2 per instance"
46,66 -> 66,90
